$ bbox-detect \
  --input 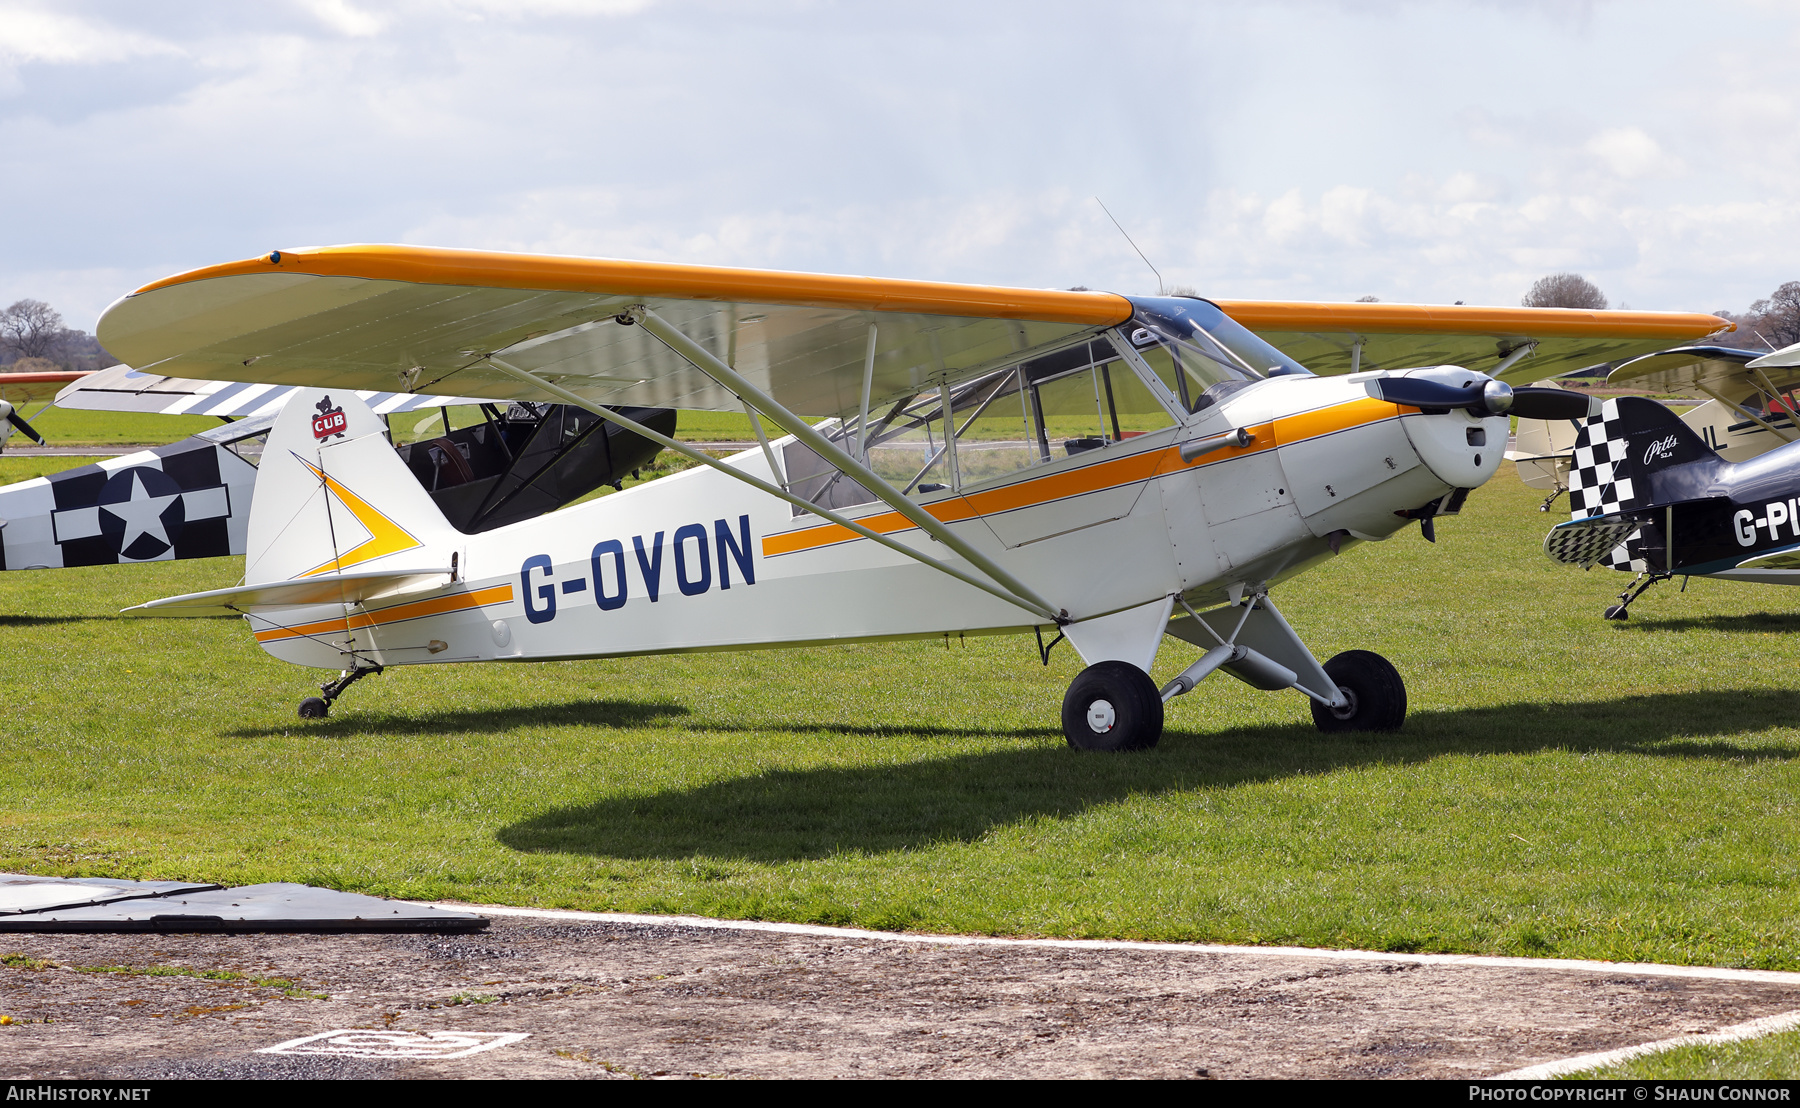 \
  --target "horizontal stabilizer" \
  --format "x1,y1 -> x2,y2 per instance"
1544,515 -> 1639,567
124,568 -> 454,617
